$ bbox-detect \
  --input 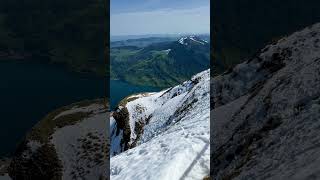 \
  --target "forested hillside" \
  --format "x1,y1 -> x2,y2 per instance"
111,36 -> 210,87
